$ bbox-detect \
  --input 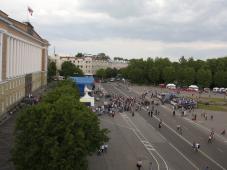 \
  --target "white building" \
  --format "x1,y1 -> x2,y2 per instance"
0,10 -> 49,117
49,54 -> 128,75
